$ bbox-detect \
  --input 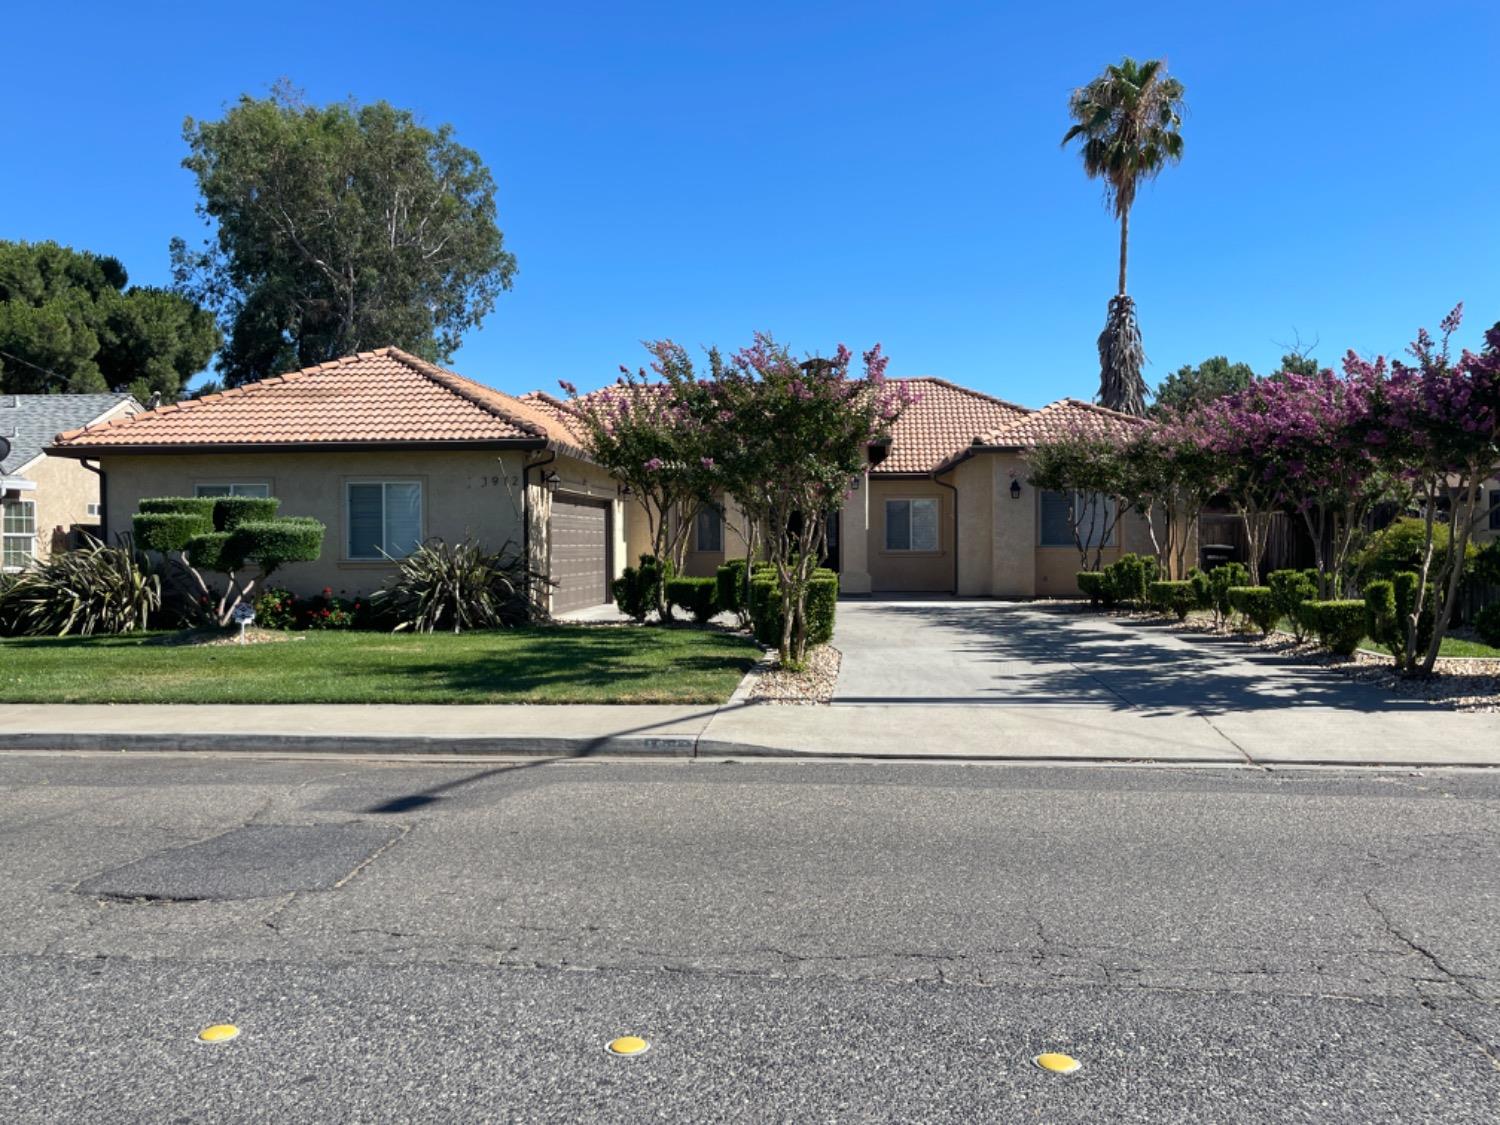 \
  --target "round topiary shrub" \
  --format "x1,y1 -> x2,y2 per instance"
1474,603 -> 1500,648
